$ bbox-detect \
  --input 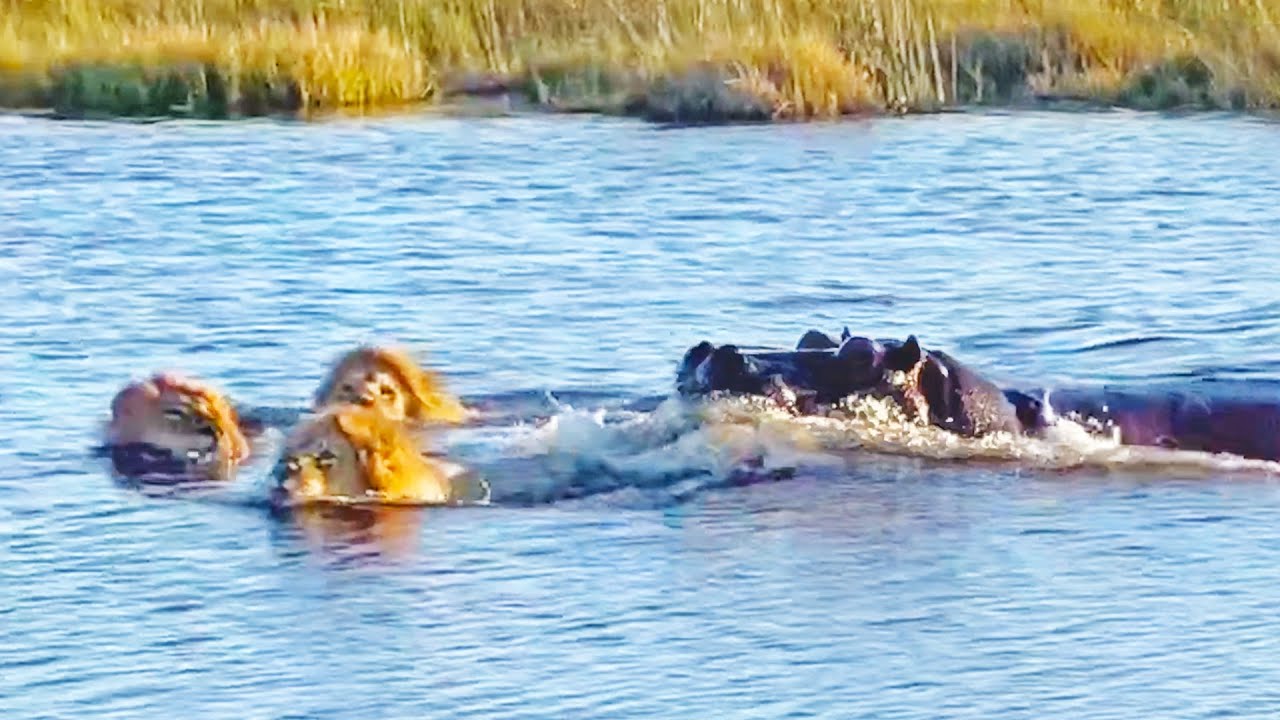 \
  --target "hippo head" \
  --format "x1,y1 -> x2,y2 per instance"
827,332 -> 987,428
676,341 -> 771,396
847,334 -> 933,419
681,331 -> 1048,437
696,344 -> 766,395
677,333 -> 916,405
